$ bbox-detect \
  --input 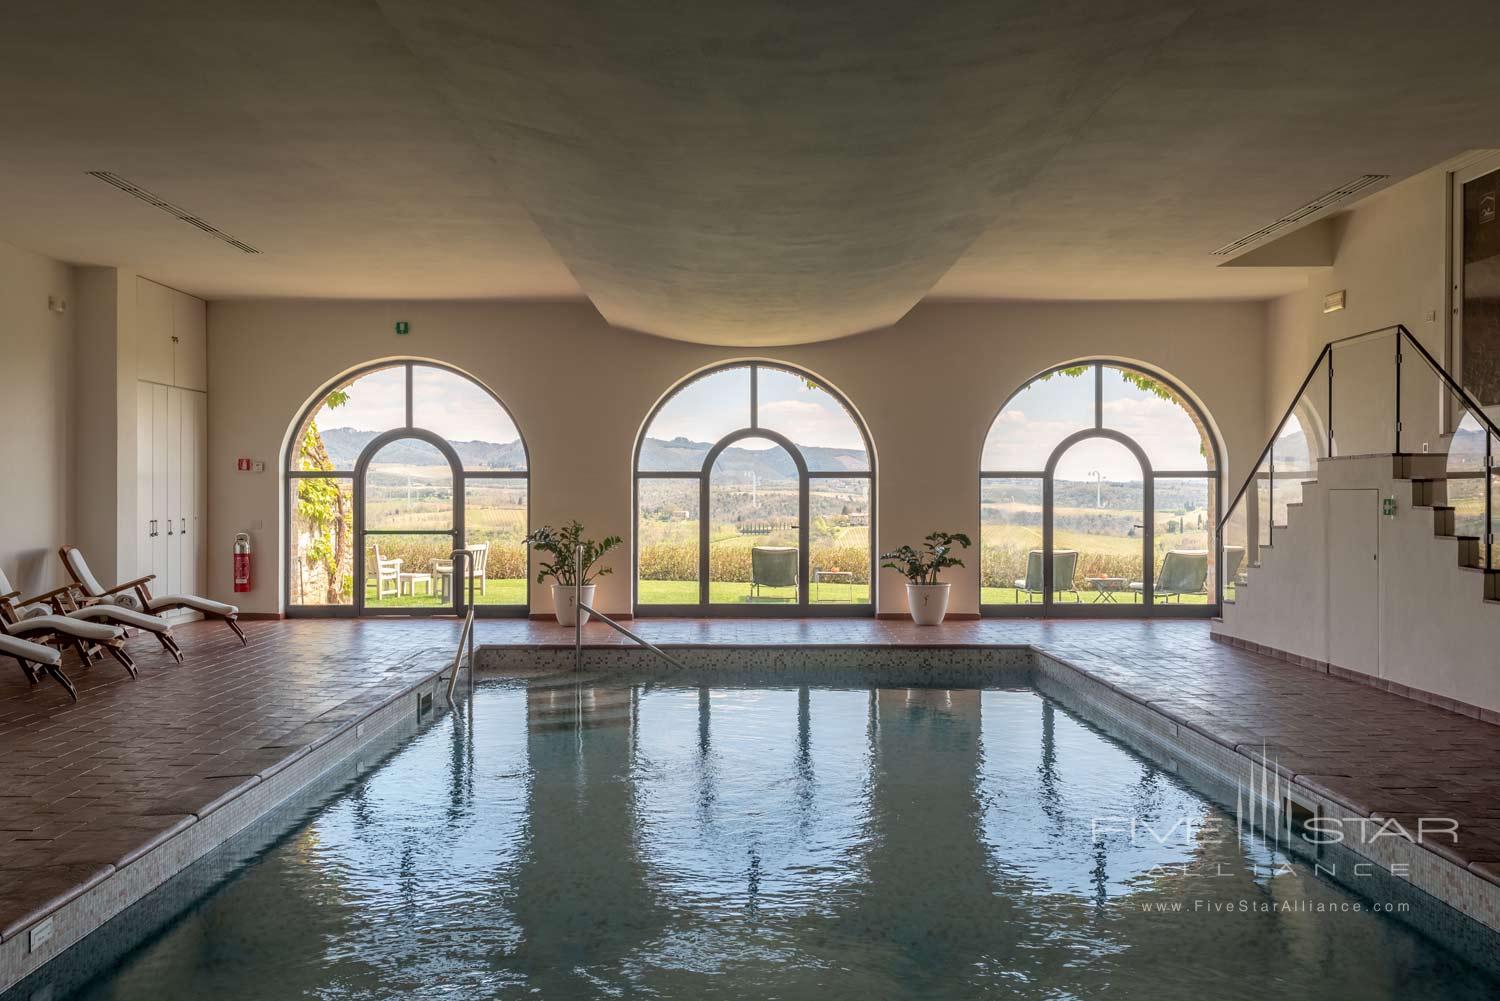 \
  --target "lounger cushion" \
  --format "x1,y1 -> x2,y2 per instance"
147,594 -> 239,617
67,605 -> 174,633
62,548 -> 108,597
4,615 -> 122,642
0,633 -> 61,666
